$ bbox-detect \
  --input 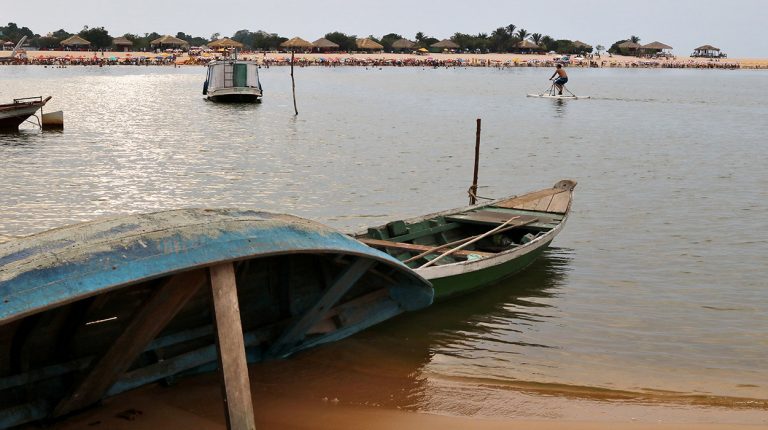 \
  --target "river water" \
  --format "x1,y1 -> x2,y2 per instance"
1,65 -> 766,419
